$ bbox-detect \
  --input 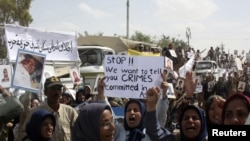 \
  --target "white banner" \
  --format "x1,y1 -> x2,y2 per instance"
179,54 -> 195,78
104,55 -> 164,99
4,24 -> 79,62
